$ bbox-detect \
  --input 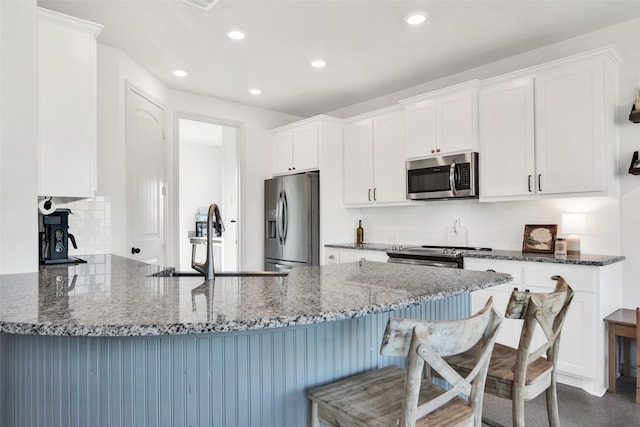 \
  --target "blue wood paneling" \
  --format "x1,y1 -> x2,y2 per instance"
0,294 -> 469,427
